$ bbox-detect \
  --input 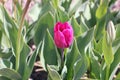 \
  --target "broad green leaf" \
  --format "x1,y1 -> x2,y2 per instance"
0,5 -> 19,55
0,48 -> 12,59
47,65 -> 62,80
0,76 -> 10,80
18,43 -> 30,78
94,1 -> 108,40
42,0 -> 49,5
41,30 -> 60,69
14,2 -> 22,23
39,3 -> 53,17
1,31 -> 11,48
102,32 -> 114,65
61,0 -> 72,12
0,68 -> 22,80
110,47 -> 120,80
73,57 -> 88,80
115,24 -> 120,39
66,39 -> 81,80
112,38 -> 120,53
51,0 -> 59,9
69,0 -> 84,16
94,18 -> 106,41
90,56 -> 100,79
0,28 -> 2,44
93,49 -> 102,62
94,39 -> 103,54
58,7 -> 69,22
77,28 -> 94,54
0,6 -> 4,22
22,42 -> 42,80
96,1 -> 108,19
0,59 -> 13,69
29,3 -> 41,21
34,12 -> 54,46
80,15 -> 89,33
71,17 -> 81,37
